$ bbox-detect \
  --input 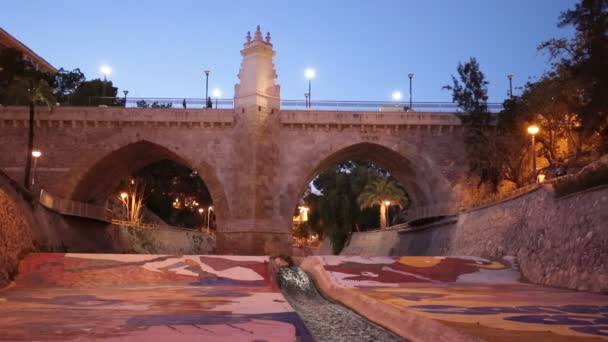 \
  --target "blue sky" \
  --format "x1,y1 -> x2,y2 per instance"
2,0 -> 576,103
